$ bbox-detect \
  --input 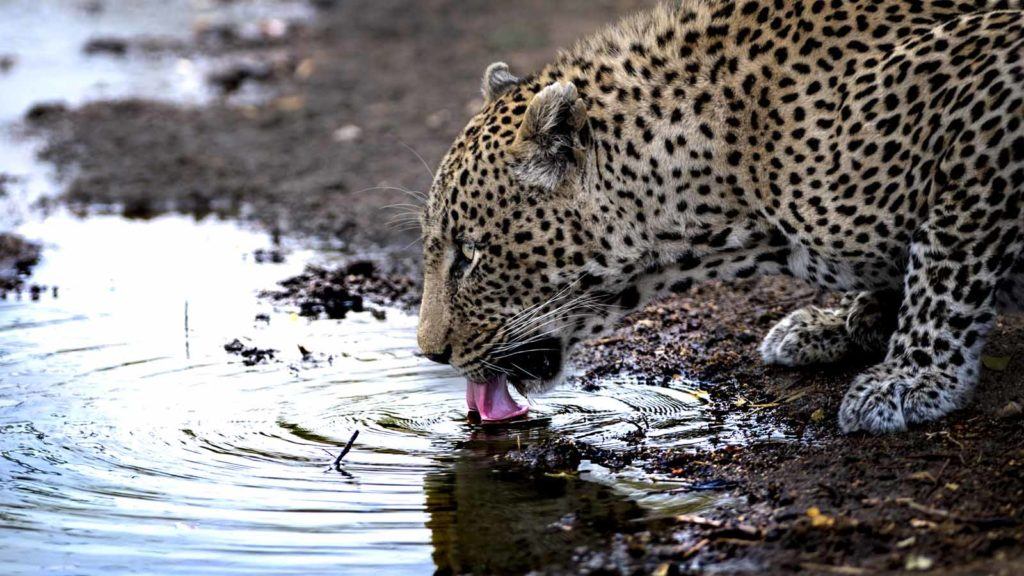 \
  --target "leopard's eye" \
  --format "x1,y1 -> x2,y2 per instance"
451,240 -> 477,278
